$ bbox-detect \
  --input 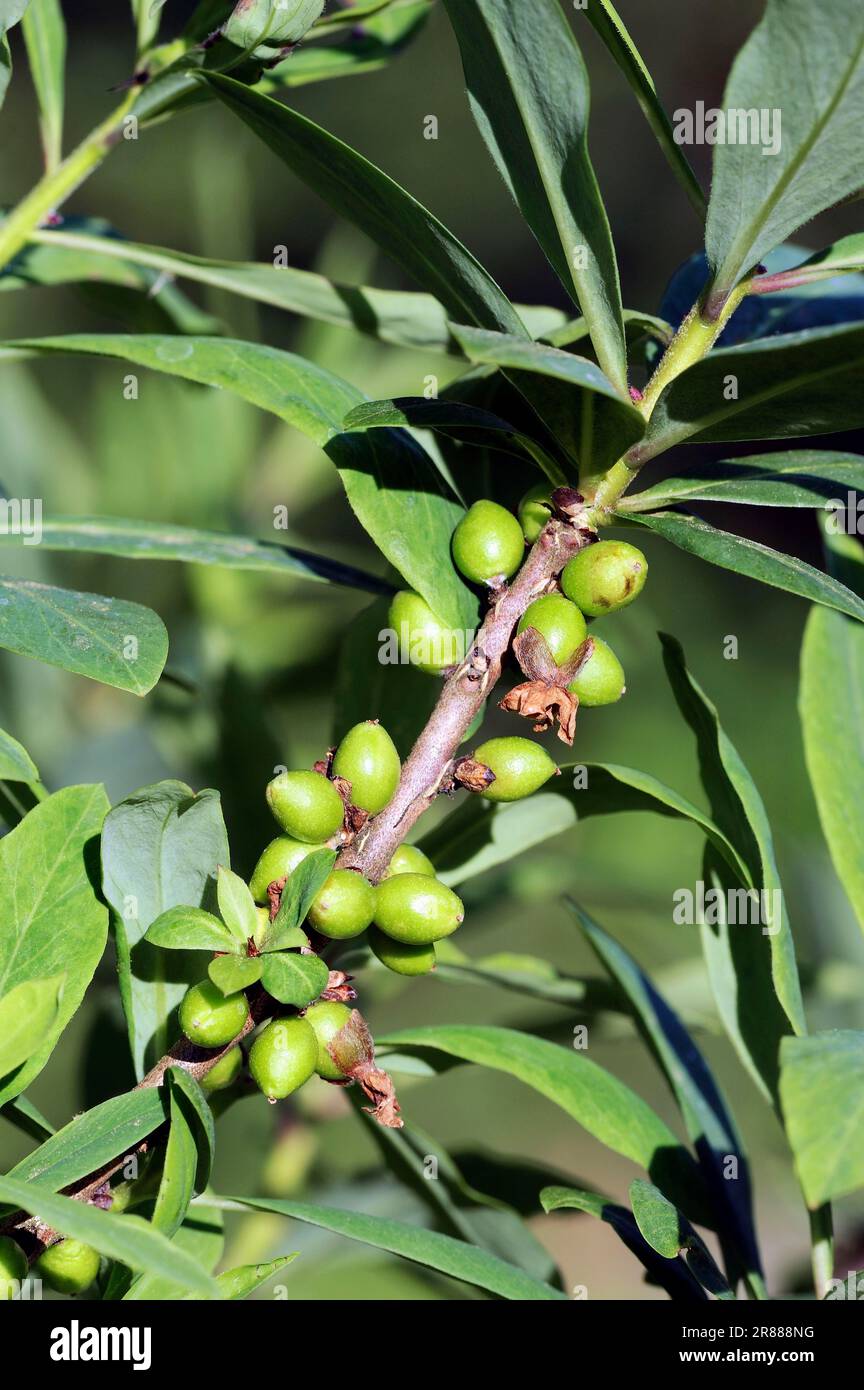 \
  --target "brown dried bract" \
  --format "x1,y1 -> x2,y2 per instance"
499,630 -> 595,746
321,970 -> 358,1004
452,755 -> 496,793
267,875 -> 287,921
326,1009 -> 403,1129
